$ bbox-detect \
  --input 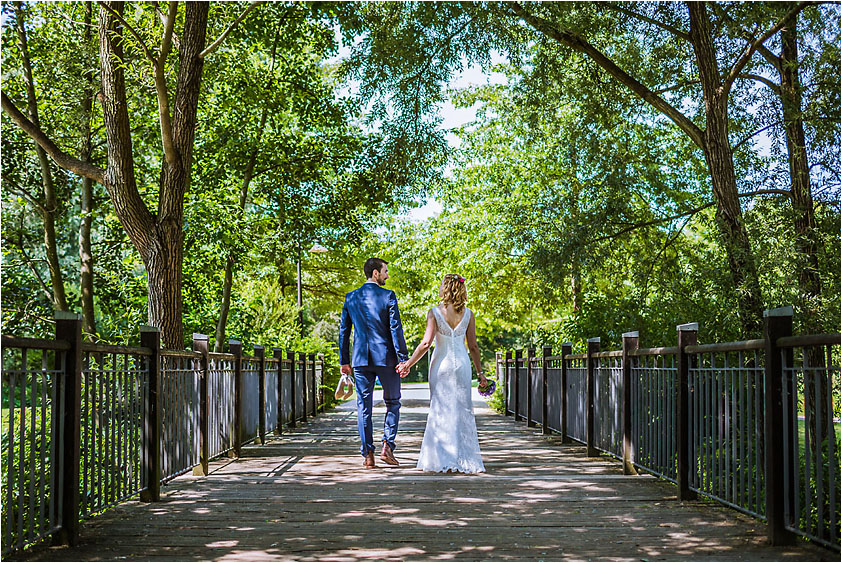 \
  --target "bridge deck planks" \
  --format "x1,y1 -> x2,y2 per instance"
18,399 -> 835,561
